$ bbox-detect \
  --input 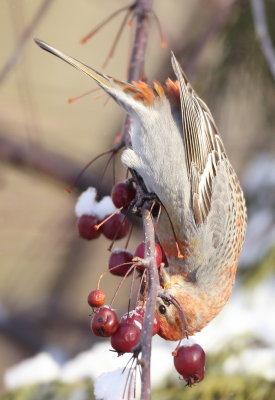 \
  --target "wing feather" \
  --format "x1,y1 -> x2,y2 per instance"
171,53 -> 226,224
